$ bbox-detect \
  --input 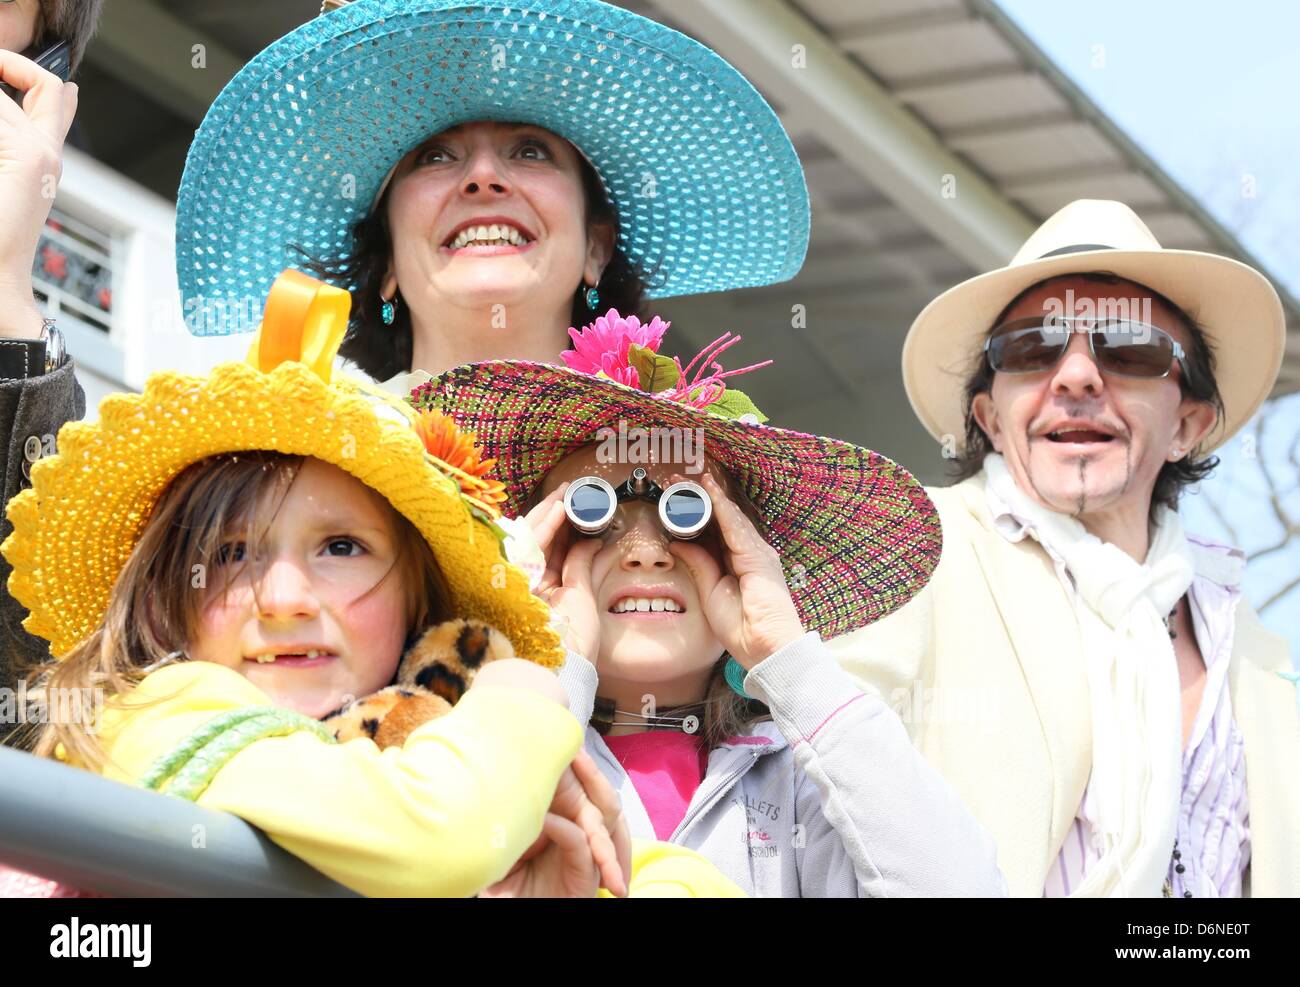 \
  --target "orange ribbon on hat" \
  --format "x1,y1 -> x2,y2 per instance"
247,269 -> 351,382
